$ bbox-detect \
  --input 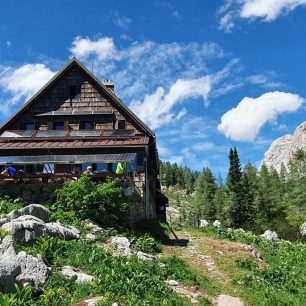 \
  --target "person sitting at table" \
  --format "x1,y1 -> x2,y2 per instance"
1,165 -> 17,177
83,166 -> 94,176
